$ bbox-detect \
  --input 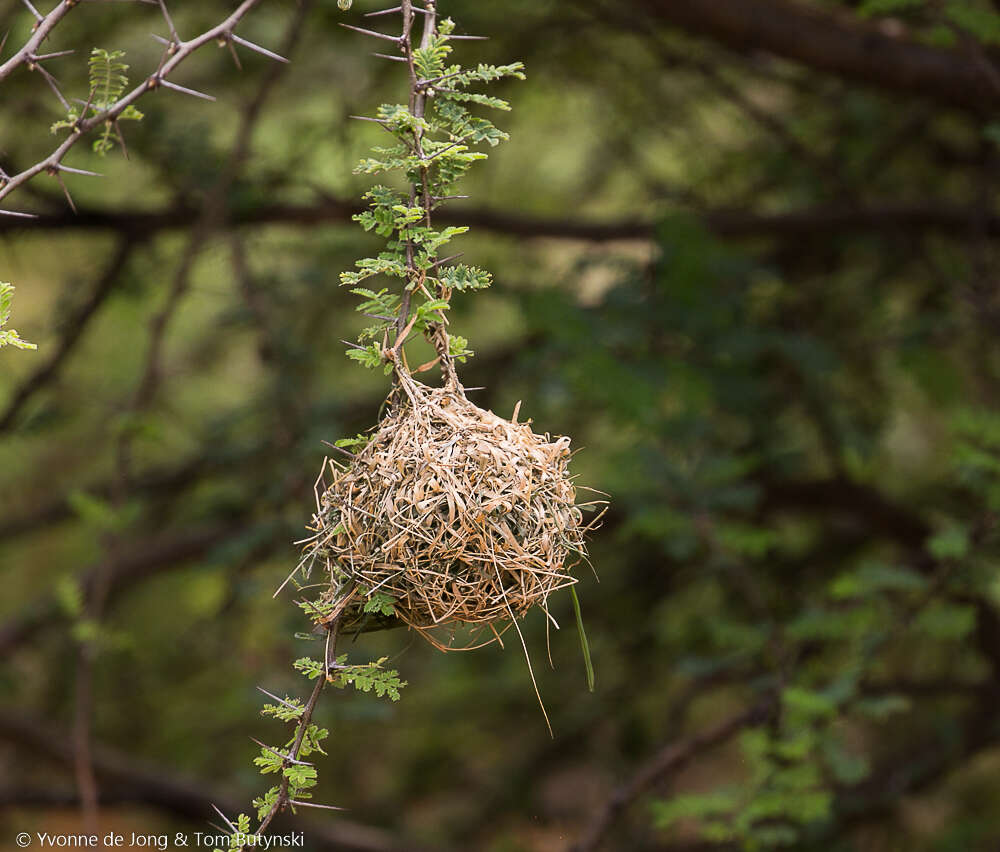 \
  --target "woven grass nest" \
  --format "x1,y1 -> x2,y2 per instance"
301,369 -> 600,648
